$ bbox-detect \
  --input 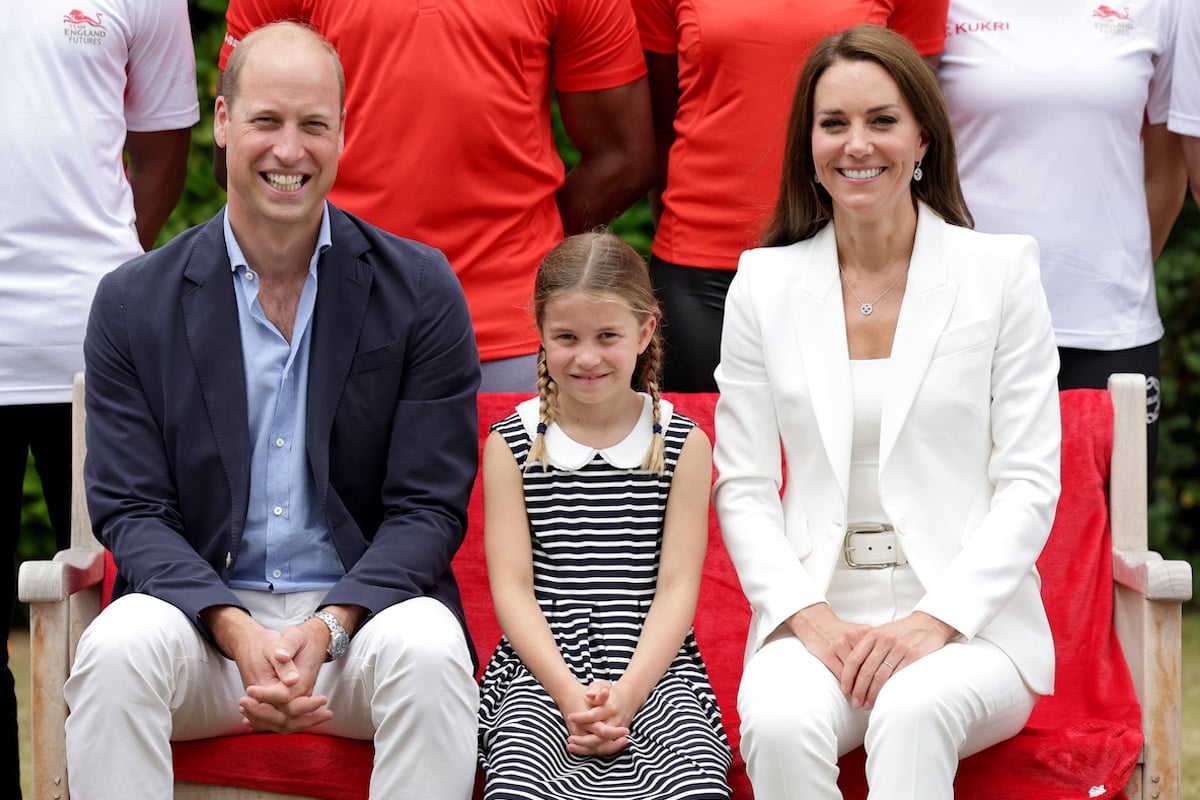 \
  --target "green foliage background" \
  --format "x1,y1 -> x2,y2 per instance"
1153,198 -> 1200,586
16,1 -> 1200,599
